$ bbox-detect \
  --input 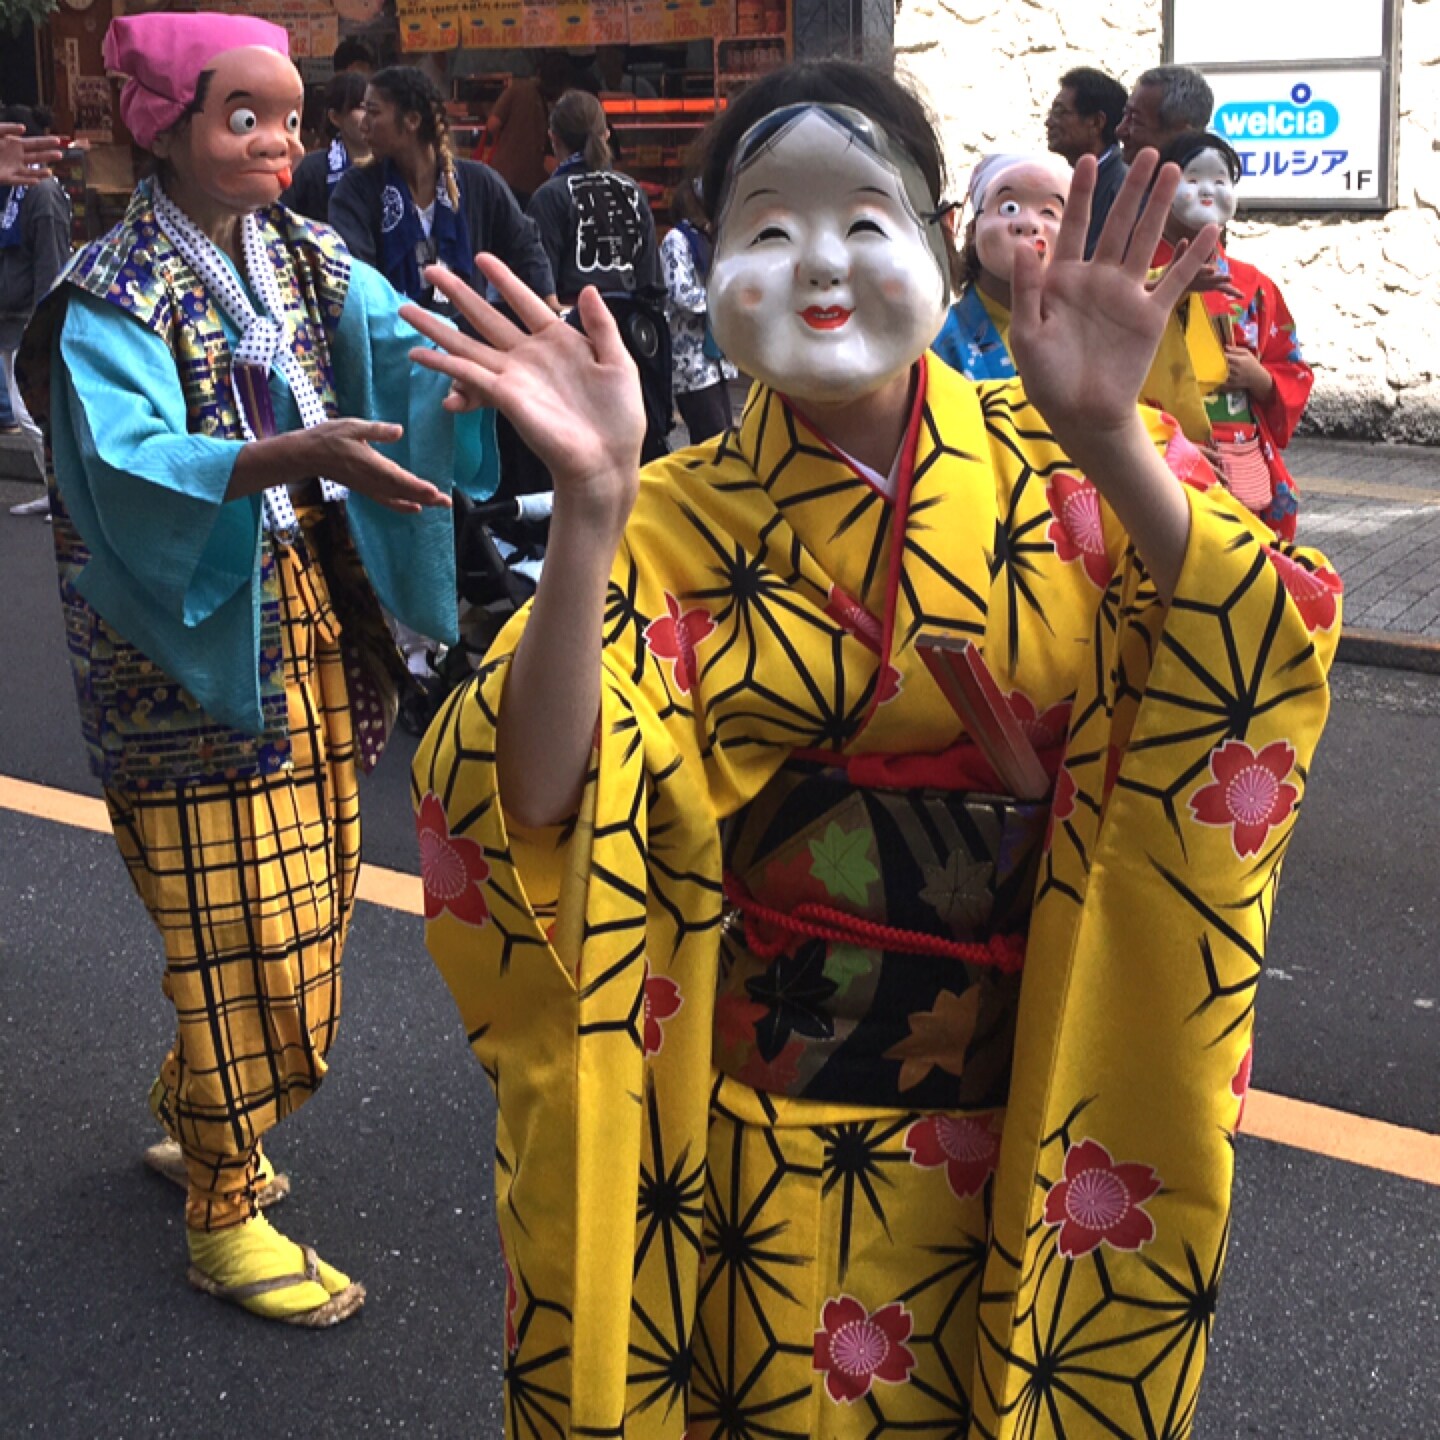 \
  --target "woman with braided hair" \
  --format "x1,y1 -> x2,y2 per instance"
330,64 -> 556,317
